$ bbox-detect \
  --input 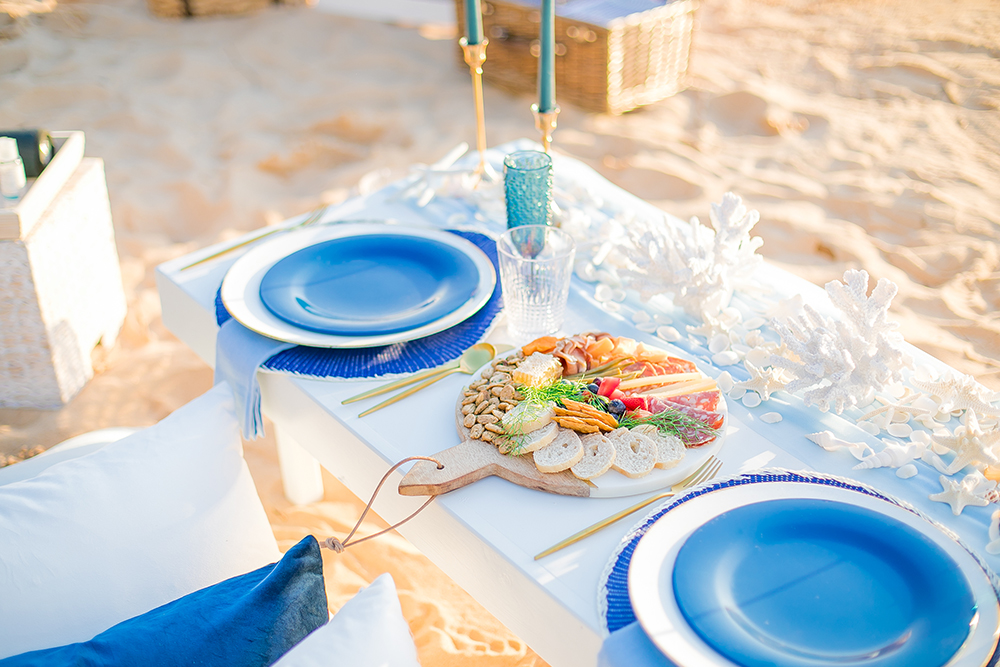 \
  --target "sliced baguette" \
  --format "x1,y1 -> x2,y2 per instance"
499,421 -> 558,455
631,424 -> 686,470
608,427 -> 657,478
571,433 -> 617,480
533,429 -> 585,473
